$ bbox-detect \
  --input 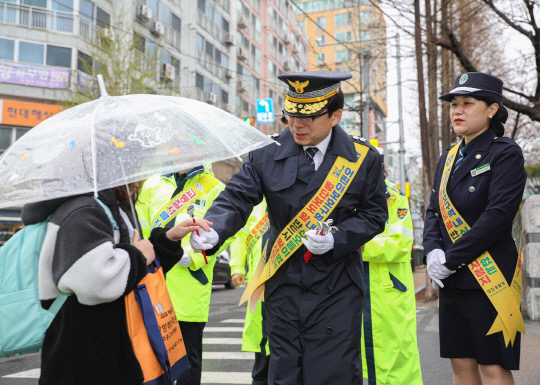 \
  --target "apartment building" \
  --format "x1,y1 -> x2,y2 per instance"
294,0 -> 387,139
0,0 -> 307,243
235,0 -> 309,135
